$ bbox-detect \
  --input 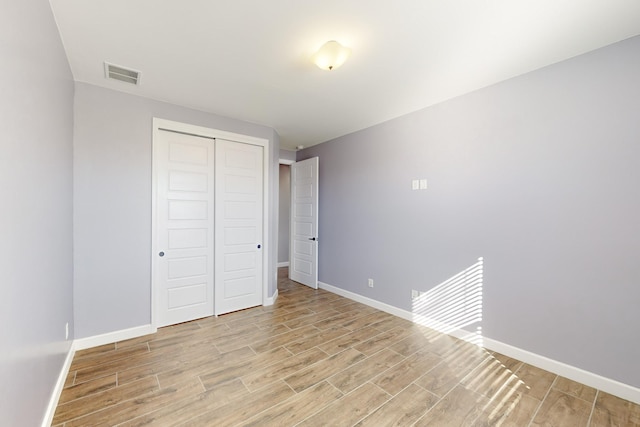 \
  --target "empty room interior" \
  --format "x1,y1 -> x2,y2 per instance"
3,1 -> 640,426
